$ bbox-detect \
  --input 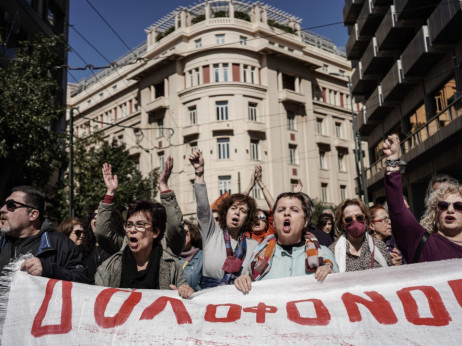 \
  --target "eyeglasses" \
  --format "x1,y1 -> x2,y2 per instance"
372,216 -> 391,223
257,214 -> 267,221
124,221 -> 151,232
437,201 -> 462,212
2,199 -> 37,212
343,213 -> 365,225
73,230 -> 84,238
